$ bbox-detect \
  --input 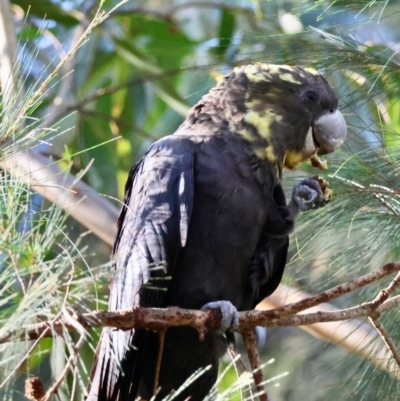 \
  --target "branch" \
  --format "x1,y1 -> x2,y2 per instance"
0,0 -> 21,108
3,263 -> 400,344
4,261 -> 400,382
61,64 -> 217,118
366,267 -> 400,370
41,310 -> 87,401
256,262 -> 400,318
369,315 -> 400,367
0,149 -> 119,245
259,283 -> 399,377
113,2 -> 256,19
242,329 -> 268,401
